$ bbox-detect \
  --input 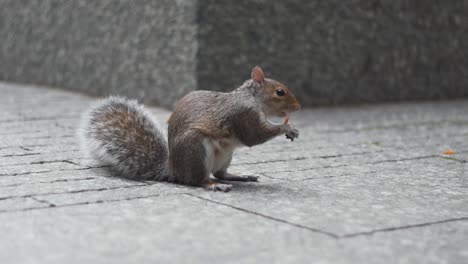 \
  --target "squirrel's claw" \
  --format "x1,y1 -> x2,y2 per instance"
285,126 -> 299,142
